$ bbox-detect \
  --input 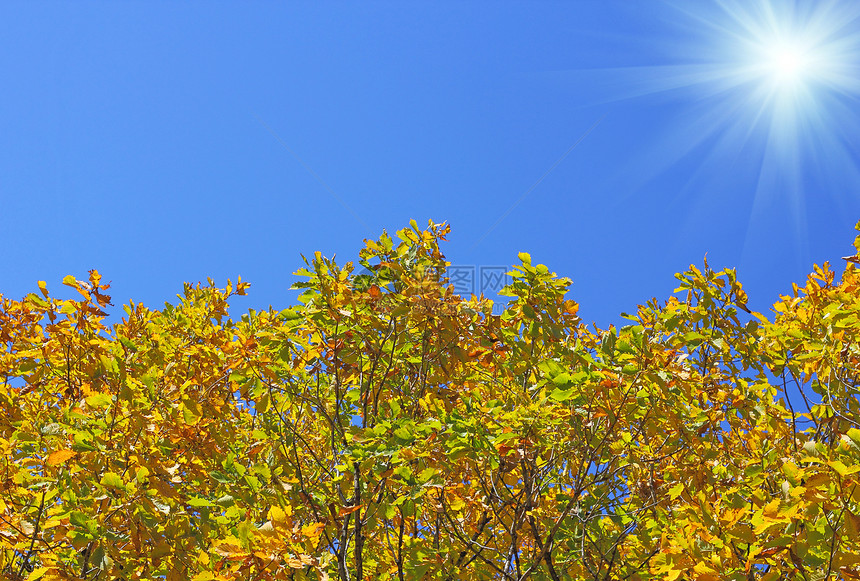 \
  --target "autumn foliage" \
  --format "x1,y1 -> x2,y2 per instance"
3,220 -> 860,580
